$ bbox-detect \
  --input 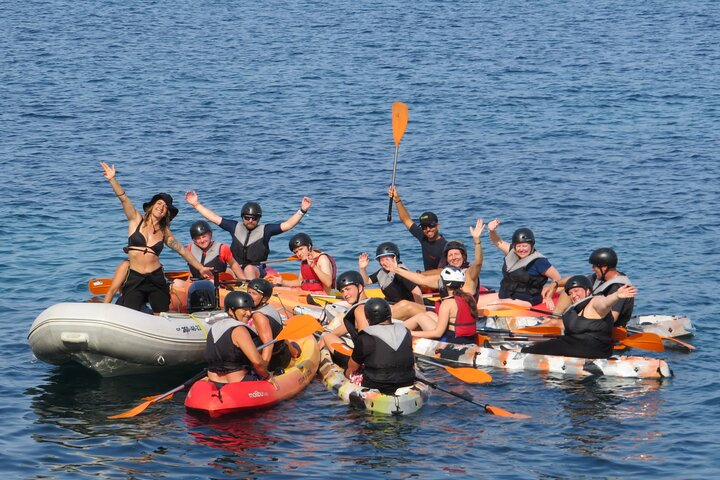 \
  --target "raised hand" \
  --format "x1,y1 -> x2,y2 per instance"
185,191 -> 199,207
358,252 -> 370,270
100,162 -> 116,180
488,218 -> 501,232
617,284 -> 638,299
301,196 -> 312,211
469,218 -> 486,239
